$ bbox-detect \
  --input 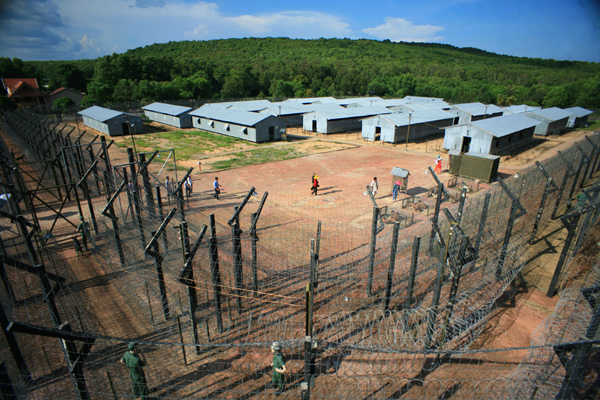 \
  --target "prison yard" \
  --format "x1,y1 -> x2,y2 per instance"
0,102 -> 600,400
